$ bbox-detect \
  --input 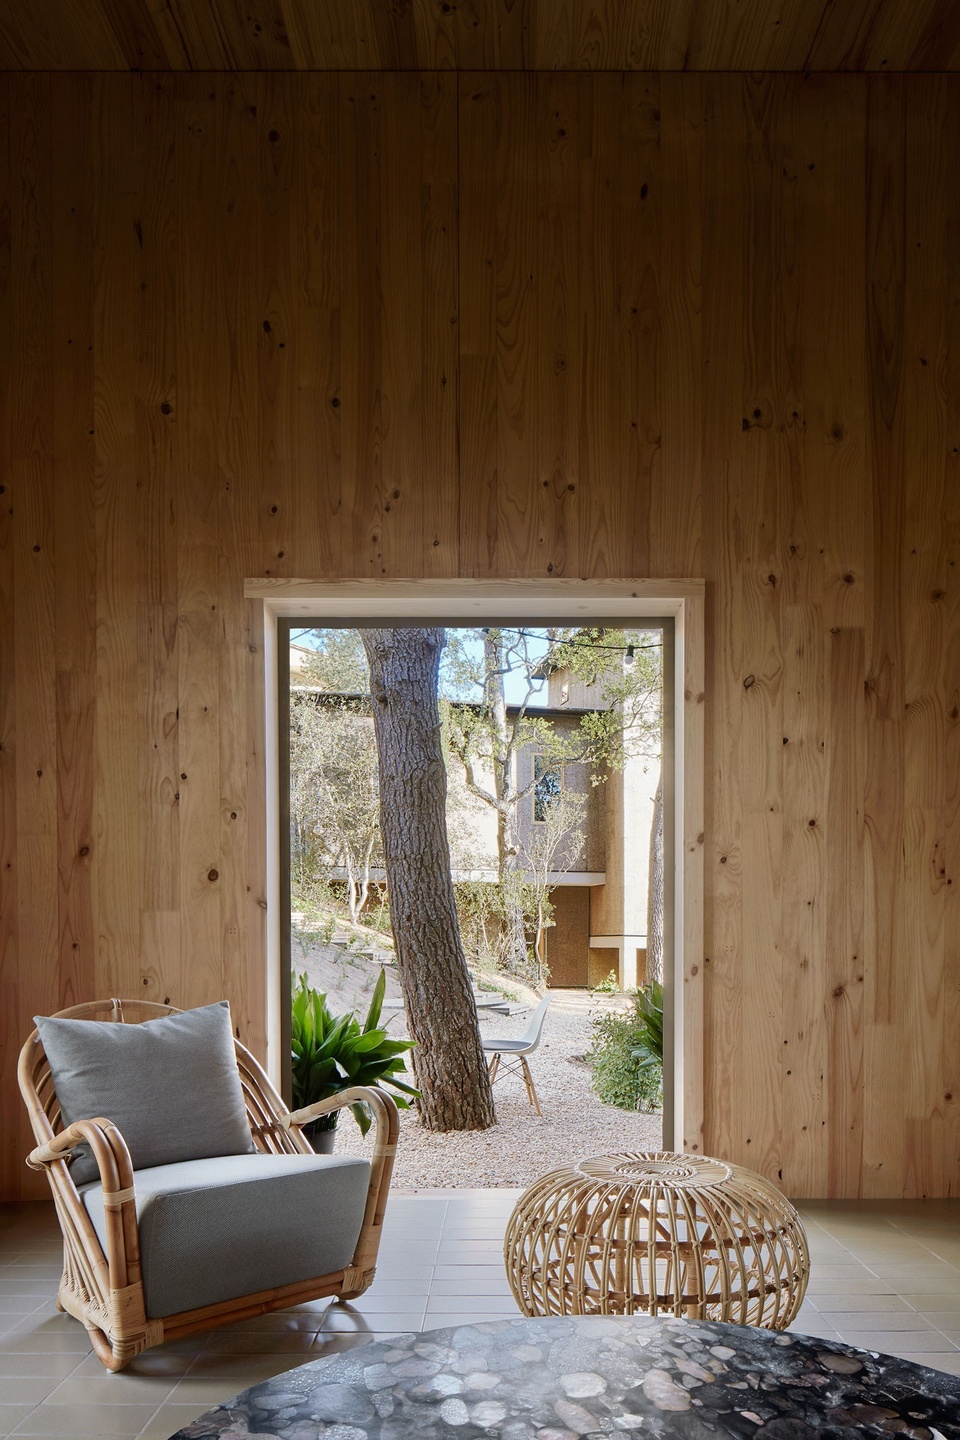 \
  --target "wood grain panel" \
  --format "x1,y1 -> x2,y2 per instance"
1,71 -> 959,1201
92,75 -> 142,999
51,76 -> 97,1013
11,74 -> 58,1195
0,73 -> 18,1199
616,75 -> 660,579
577,76 -> 620,579
536,73 -> 579,581
457,75 -> 499,577
699,74 -> 744,1169
941,77 -> 960,1195
294,75 -> 342,580
419,74 -> 460,576
5,1 -> 960,72
136,76 -> 180,998
495,75 -> 539,574
863,75 -> 906,1050
657,74 -> 702,579
338,75 -> 383,578
174,80 -> 222,1003
379,74 -> 425,577
218,73 -> 263,1040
